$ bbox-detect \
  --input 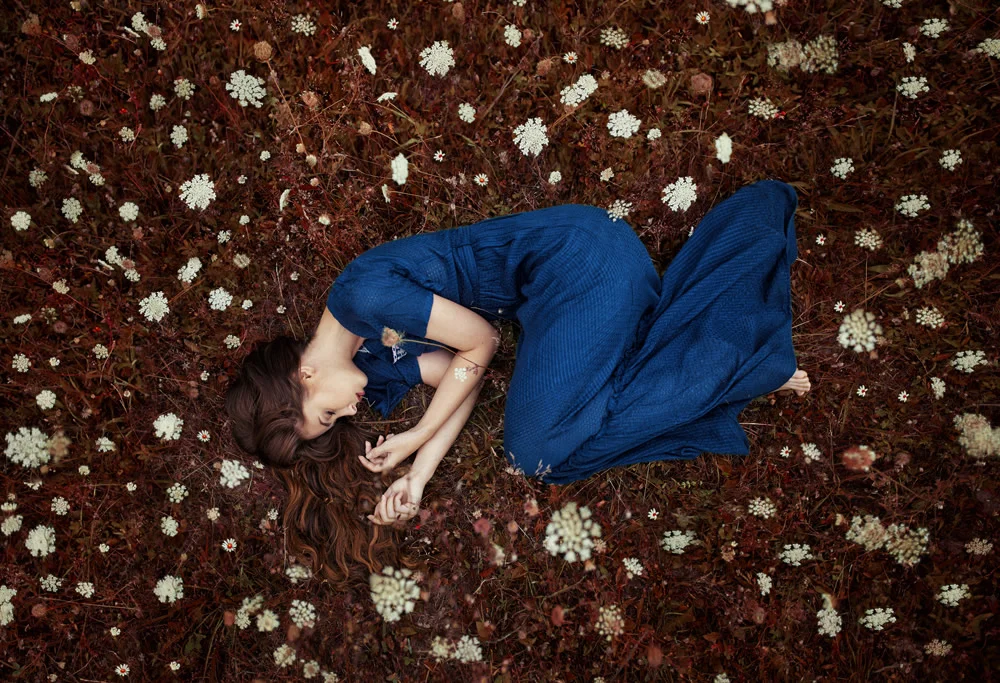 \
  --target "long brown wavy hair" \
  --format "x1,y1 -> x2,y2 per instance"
223,334 -> 420,592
